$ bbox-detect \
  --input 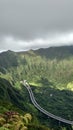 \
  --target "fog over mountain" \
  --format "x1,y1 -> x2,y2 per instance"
0,0 -> 73,51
